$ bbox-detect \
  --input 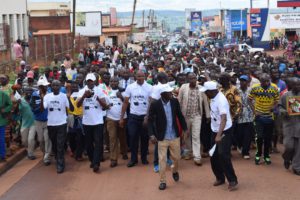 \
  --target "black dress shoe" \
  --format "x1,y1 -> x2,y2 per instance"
284,160 -> 290,169
44,161 -> 51,166
90,163 -> 94,168
122,155 -> 128,160
110,161 -> 118,168
172,172 -> 179,182
159,183 -> 167,190
127,161 -> 137,168
142,160 -> 149,165
93,165 -> 100,173
57,167 -> 64,174
293,169 -> 300,176
213,180 -> 225,186
228,181 -> 238,191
